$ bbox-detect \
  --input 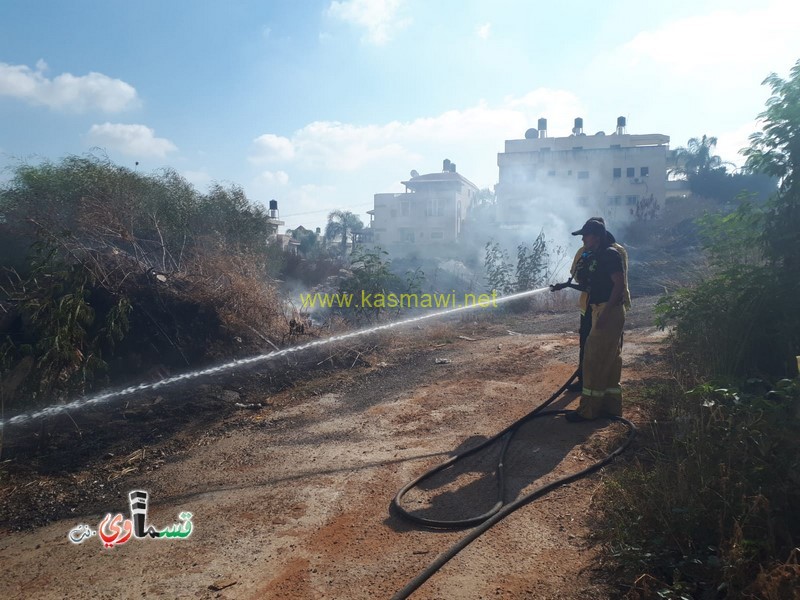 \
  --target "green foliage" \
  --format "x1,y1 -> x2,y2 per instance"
196,183 -> 273,254
597,380 -> 800,597
289,226 -> 324,258
655,202 -> 796,377
688,170 -> 776,205
605,59 -> 800,600
0,155 -> 274,274
325,209 -> 364,256
669,135 -> 728,179
667,133 -> 777,205
515,230 -> 550,291
656,60 -> 800,380
0,154 -> 288,408
336,246 -> 424,322
694,202 -> 764,268
1,241 -> 130,404
742,59 -> 800,191
484,231 -> 551,296
483,241 -> 514,295
744,58 -> 800,273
